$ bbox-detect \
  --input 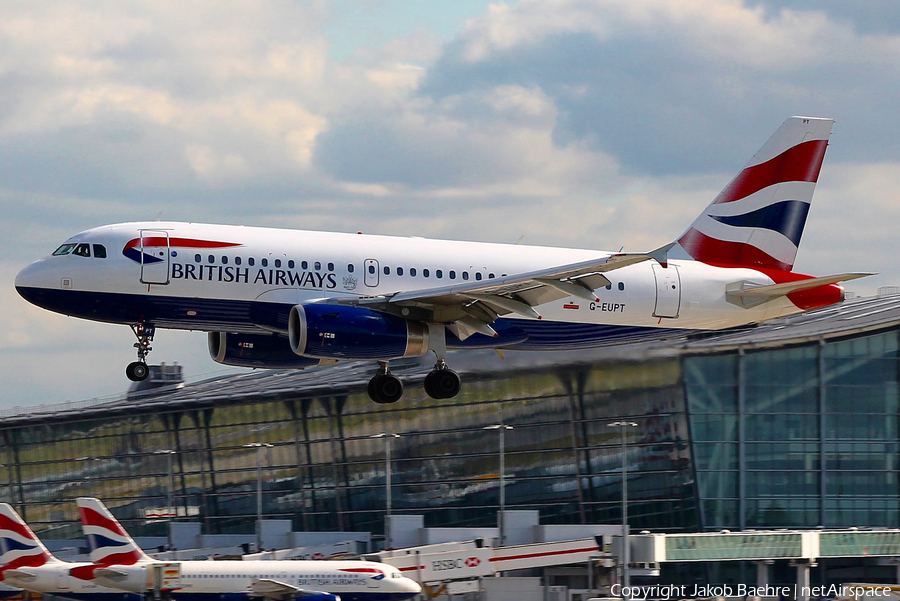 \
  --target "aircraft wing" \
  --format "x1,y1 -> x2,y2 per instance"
334,244 -> 673,339
250,579 -> 333,600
